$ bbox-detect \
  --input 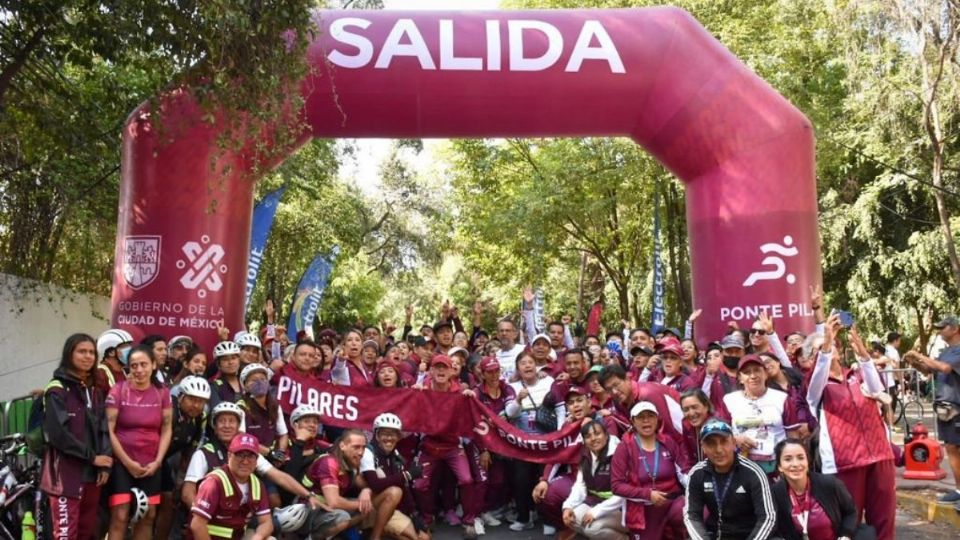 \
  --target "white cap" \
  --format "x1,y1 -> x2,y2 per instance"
448,347 -> 469,357
629,401 -> 659,418
531,333 -> 551,345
